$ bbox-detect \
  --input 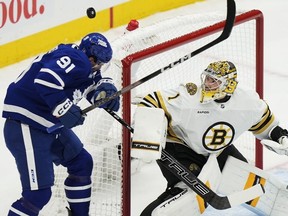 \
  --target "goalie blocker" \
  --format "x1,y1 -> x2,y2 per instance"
131,107 -> 167,160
